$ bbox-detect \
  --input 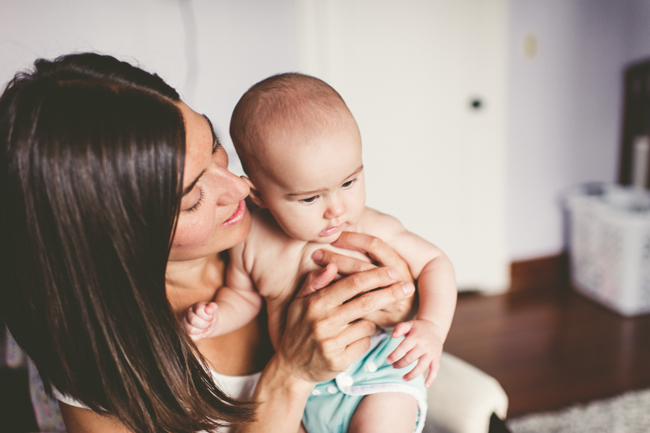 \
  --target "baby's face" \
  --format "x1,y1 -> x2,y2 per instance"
256,117 -> 366,243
